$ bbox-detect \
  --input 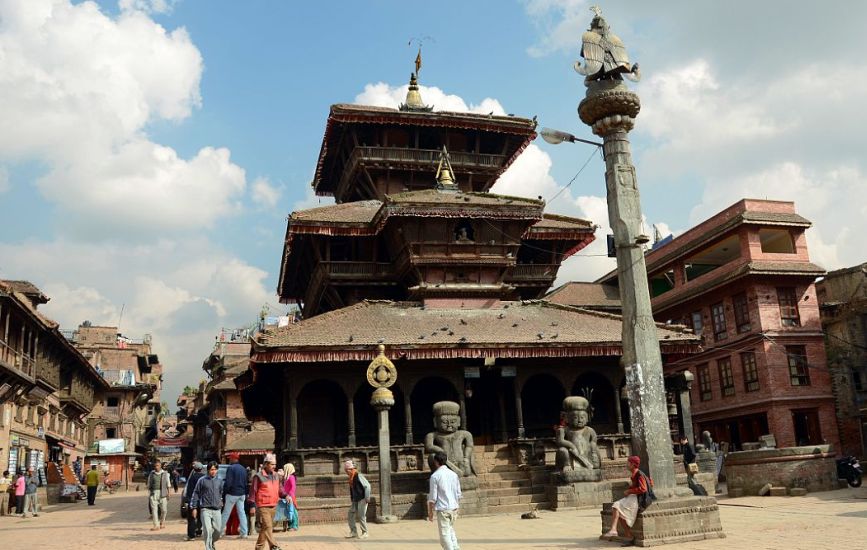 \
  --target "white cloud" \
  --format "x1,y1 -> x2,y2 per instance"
354,82 -> 506,115
251,177 -> 282,209
119,0 -> 177,15
0,0 -> 248,233
0,238 -> 273,399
